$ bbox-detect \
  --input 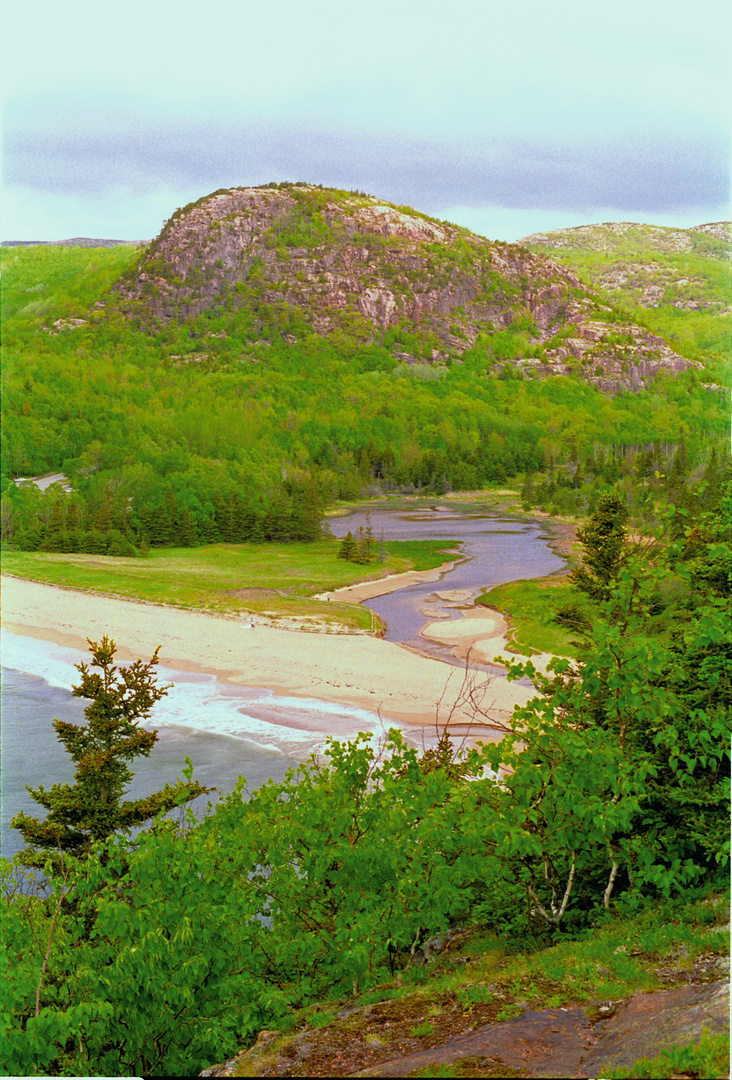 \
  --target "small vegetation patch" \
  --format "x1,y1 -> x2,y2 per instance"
477,576 -> 586,656
606,1030 -> 730,1079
